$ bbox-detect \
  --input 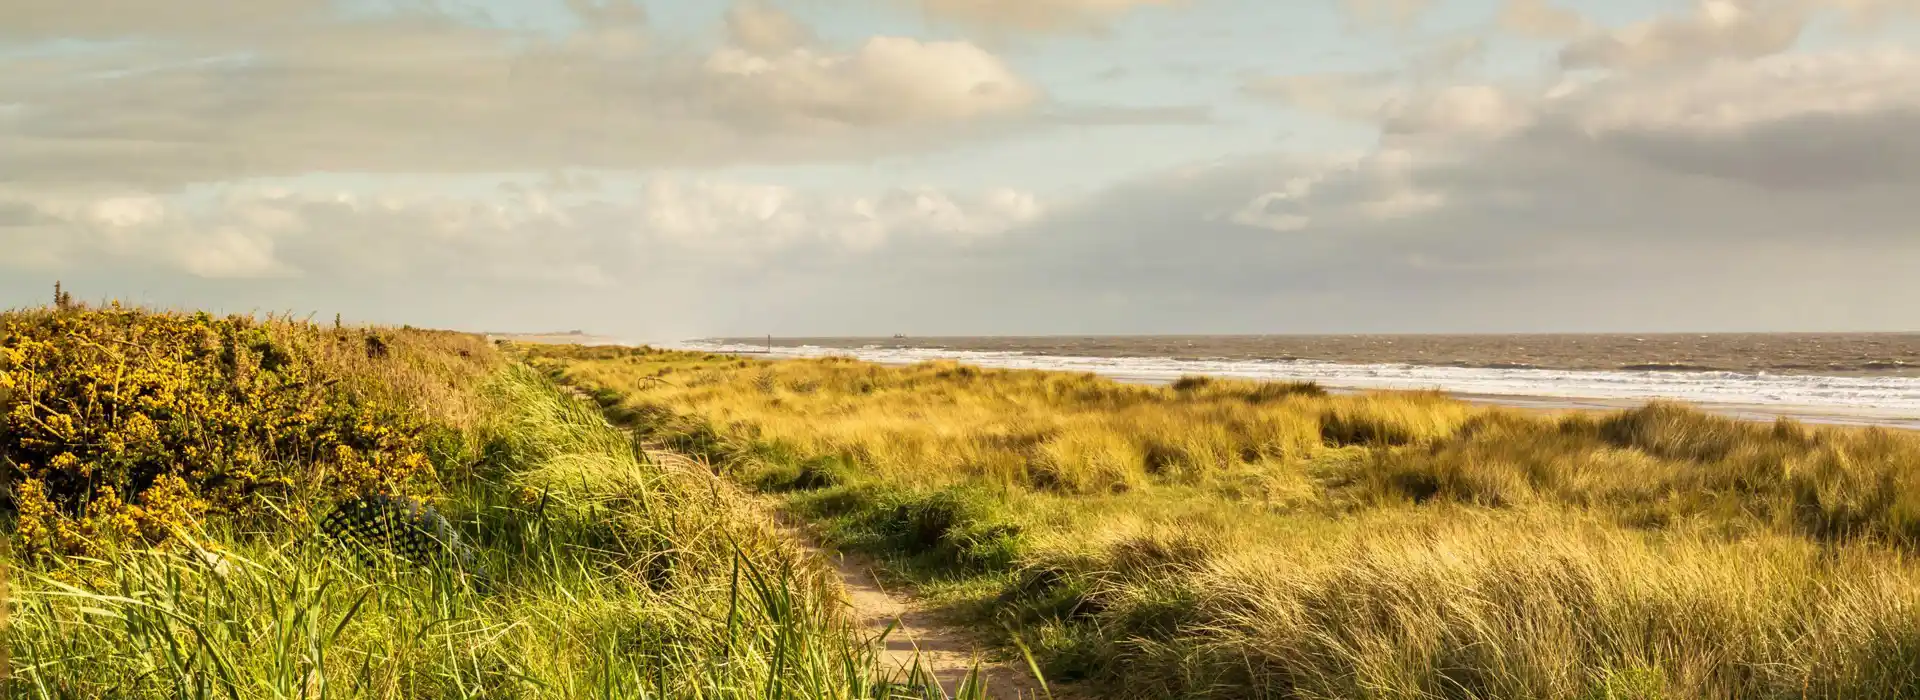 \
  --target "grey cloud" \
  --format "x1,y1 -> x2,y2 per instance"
0,0 -> 330,38
0,6 -> 1045,188
1526,50 -> 1920,189
0,199 -> 49,227
658,50 -> 1920,333
869,50 -> 1920,333
1243,36 -> 1487,122
726,0 -> 816,54
1817,0 -> 1920,26
1599,108 -> 1920,189
1040,104 -> 1216,126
